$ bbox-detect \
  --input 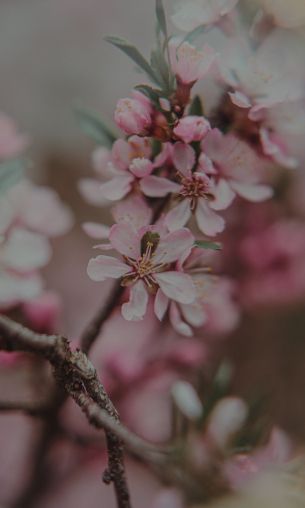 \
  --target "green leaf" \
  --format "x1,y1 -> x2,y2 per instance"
0,159 -> 25,195
195,240 -> 222,251
189,95 -> 204,116
105,36 -> 159,85
150,48 -> 171,91
75,109 -> 116,147
156,0 -> 167,38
